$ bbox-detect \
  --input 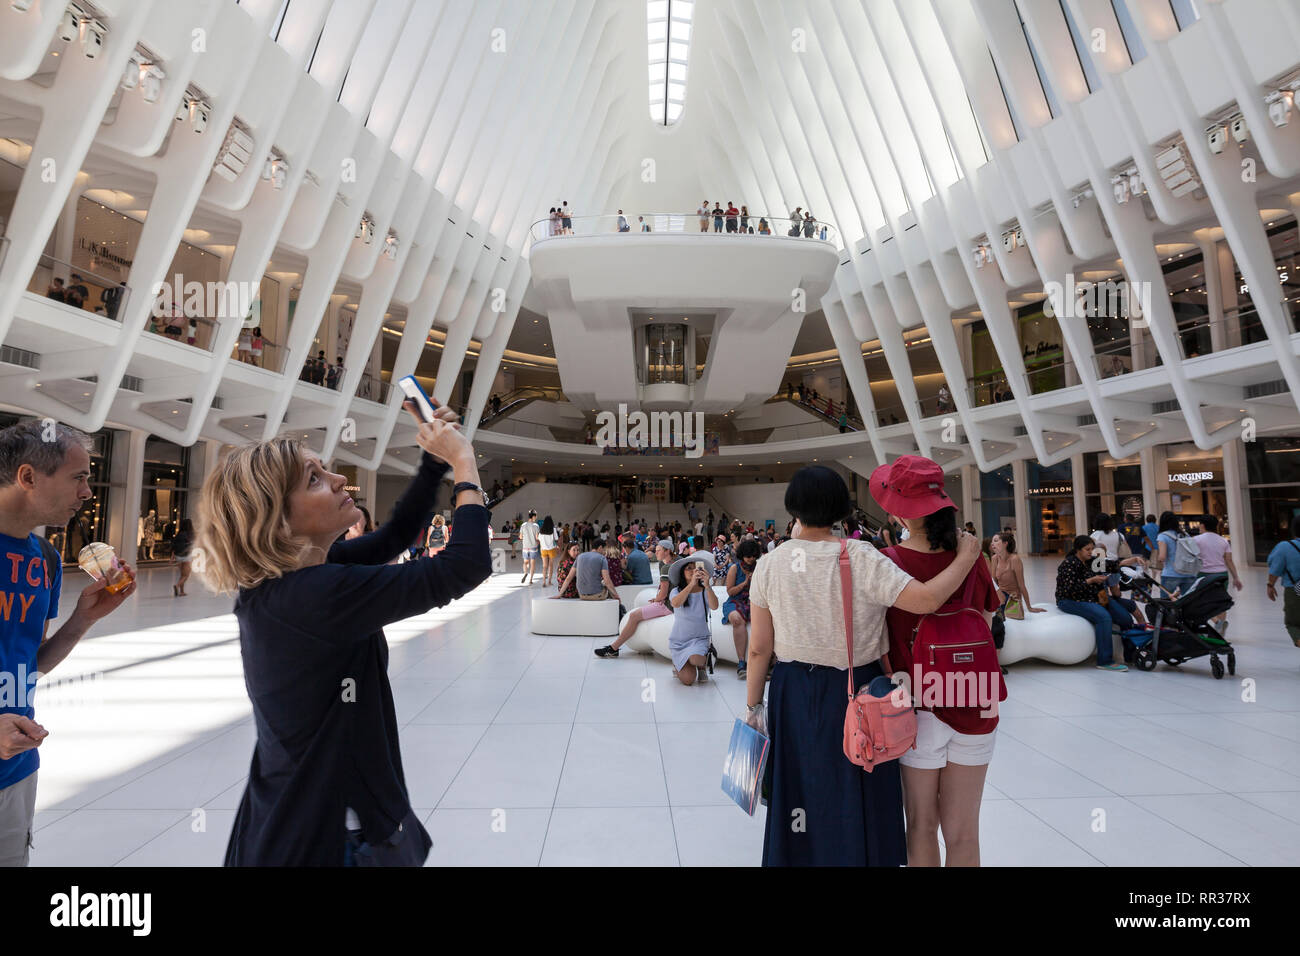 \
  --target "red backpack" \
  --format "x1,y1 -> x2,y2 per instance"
908,569 -> 1005,735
